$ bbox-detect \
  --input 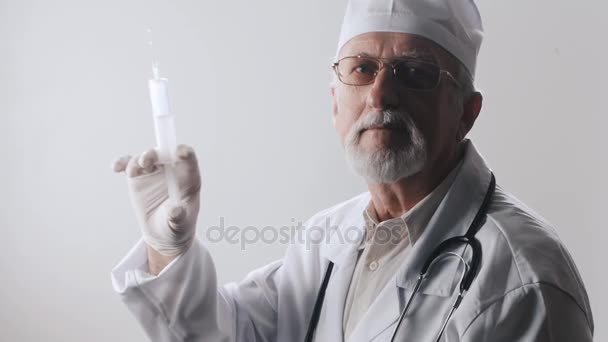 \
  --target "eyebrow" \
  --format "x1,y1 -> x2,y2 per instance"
398,49 -> 437,62
354,49 -> 438,63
